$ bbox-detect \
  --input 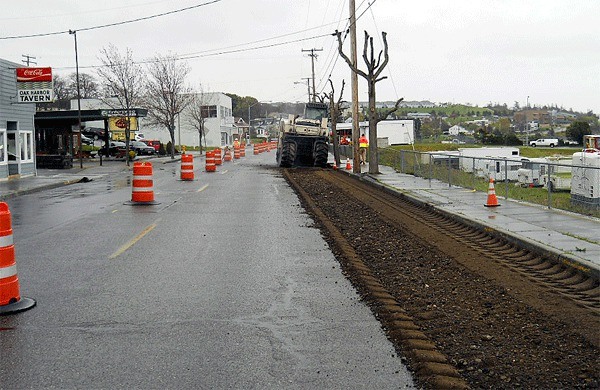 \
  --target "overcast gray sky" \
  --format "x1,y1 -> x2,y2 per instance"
1,0 -> 598,113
